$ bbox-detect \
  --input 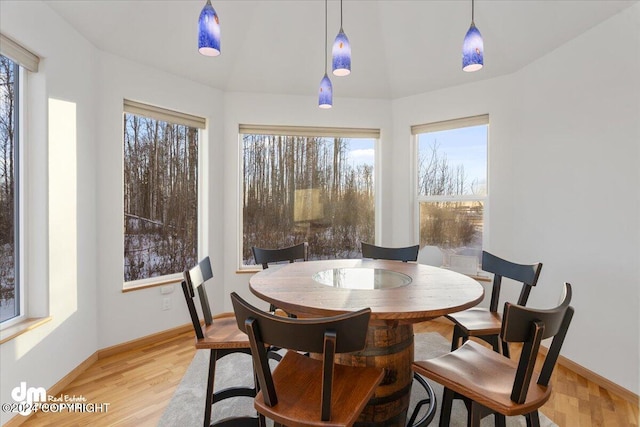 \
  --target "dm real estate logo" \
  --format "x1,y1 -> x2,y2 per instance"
11,382 -> 46,415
